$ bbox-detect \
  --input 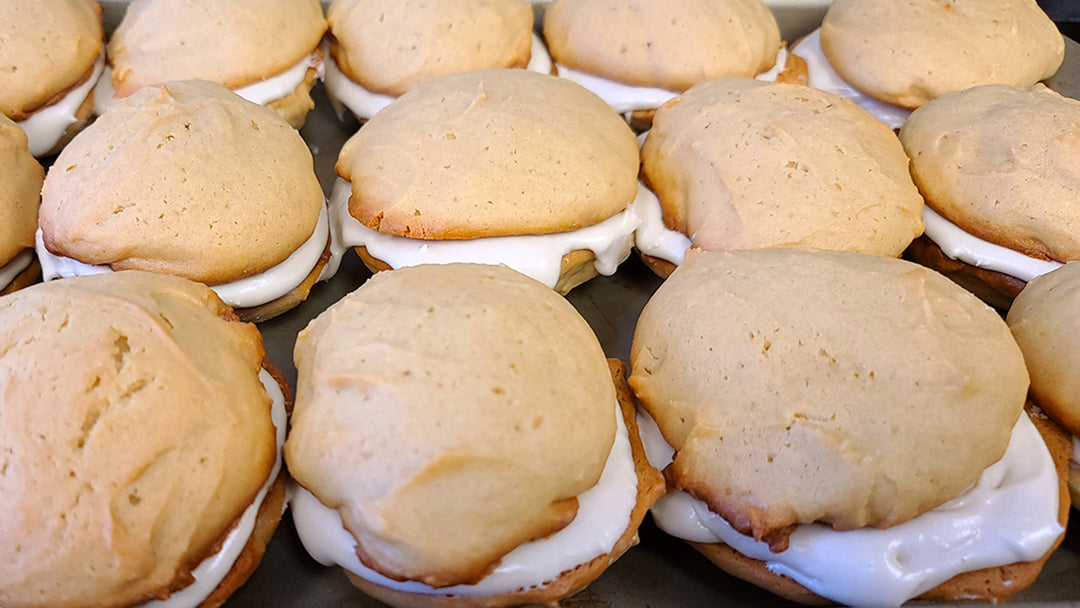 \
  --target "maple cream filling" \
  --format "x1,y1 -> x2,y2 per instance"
553,47 -> 789,116
325,33 -> 552,121
632,185 -> 692,265
922,206 -> 1063,282
138,369 -> 286,608
18,50 -> 104,157
325,178 -> 642,289
291,401 -> 637,597
35,203 -> 331,309
95,51 -> 323,116
791,29 -> 911,130
637,409 -> 1062,607
0,249 -> 33,291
